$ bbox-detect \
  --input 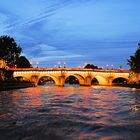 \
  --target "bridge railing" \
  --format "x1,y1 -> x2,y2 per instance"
9,68 -> 130,73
